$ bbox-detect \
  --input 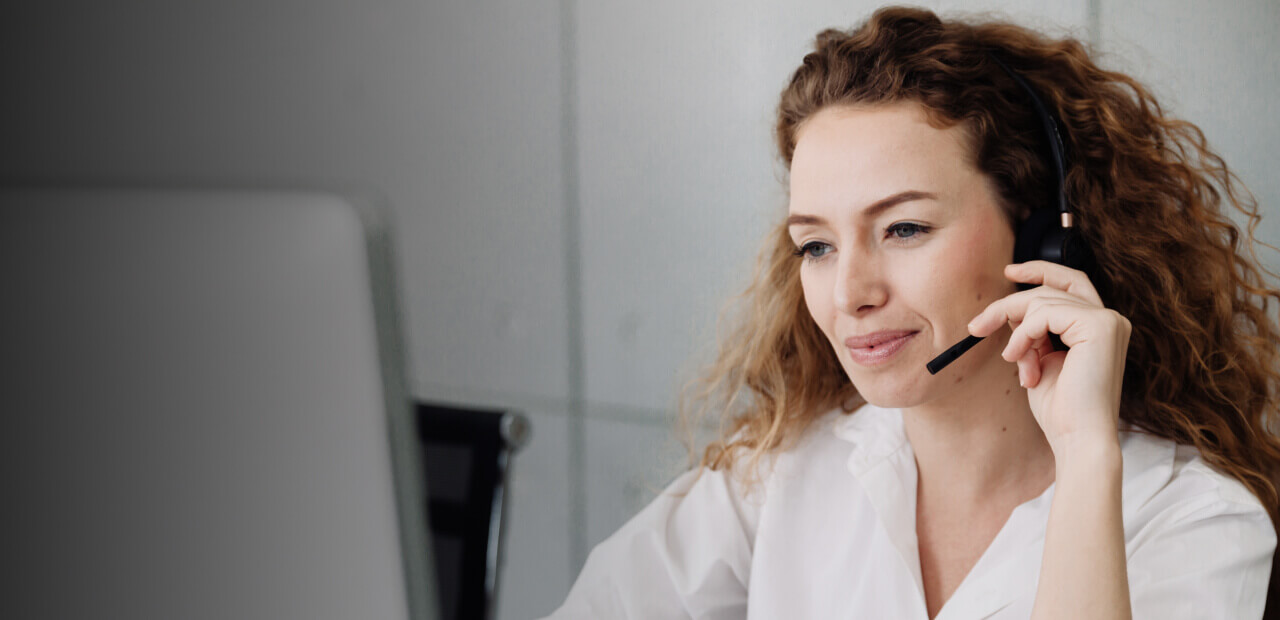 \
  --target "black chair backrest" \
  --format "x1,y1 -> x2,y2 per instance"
417,401 -> 529,620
